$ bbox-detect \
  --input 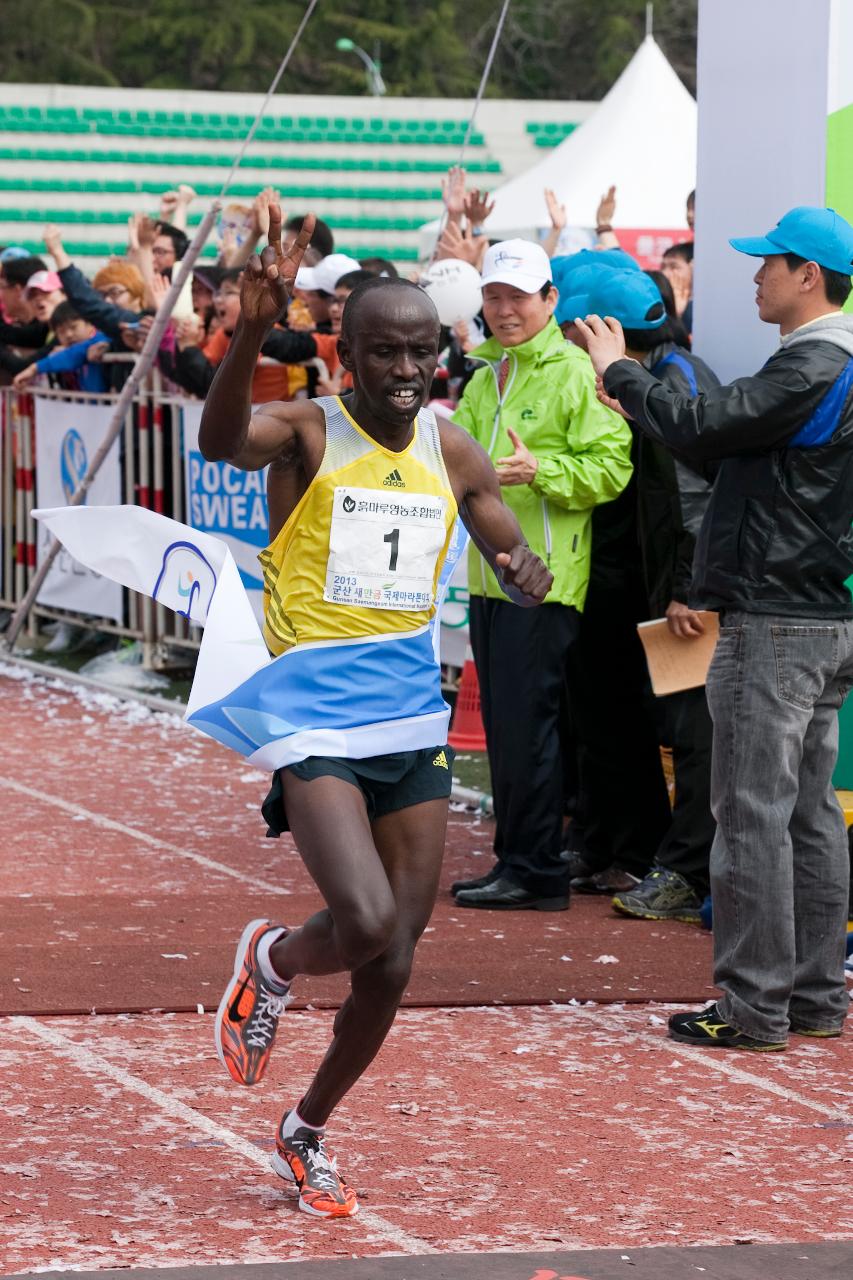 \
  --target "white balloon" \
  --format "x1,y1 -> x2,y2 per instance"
421,258 -> 483,326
